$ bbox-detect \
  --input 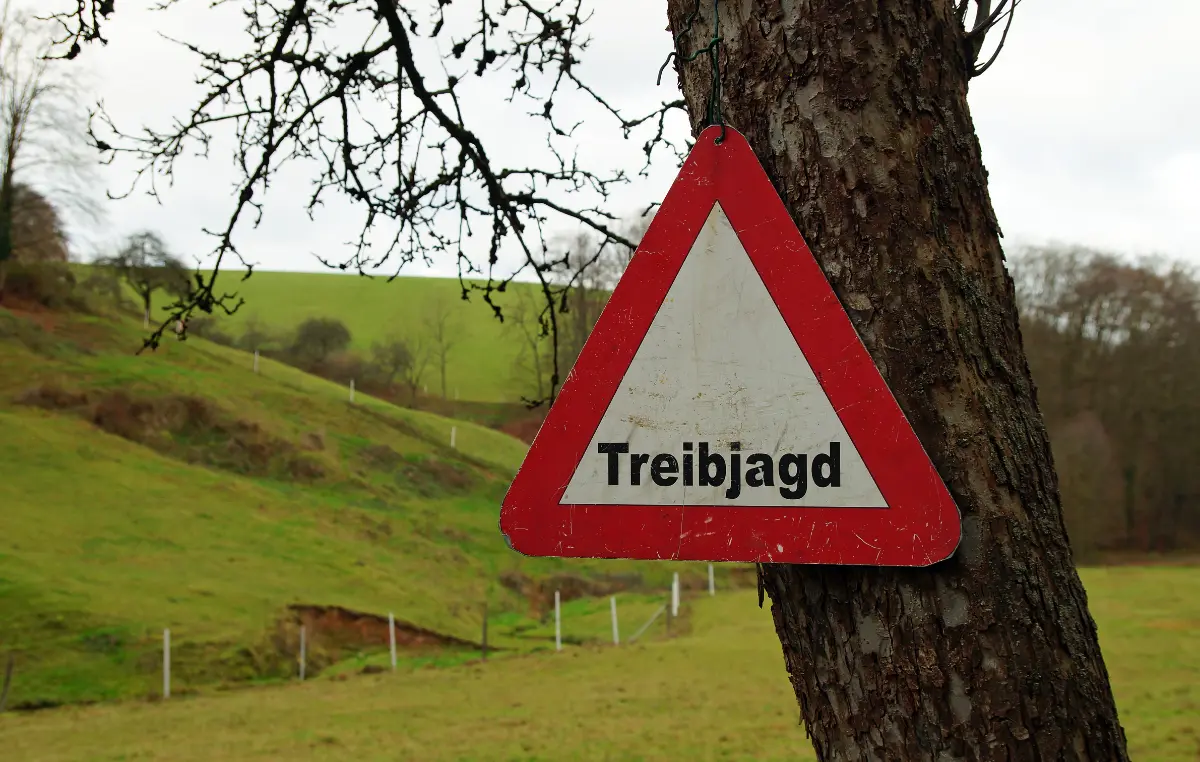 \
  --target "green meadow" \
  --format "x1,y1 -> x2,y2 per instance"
1,568 -> 1197,761
0,304 -> 716,708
